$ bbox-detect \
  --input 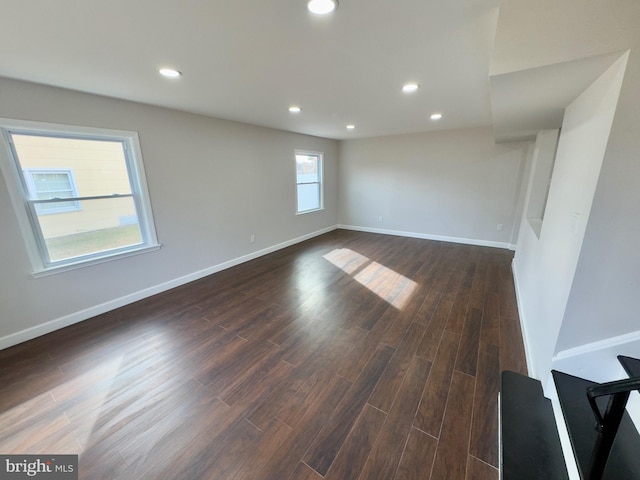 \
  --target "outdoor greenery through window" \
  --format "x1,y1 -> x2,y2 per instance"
0,120 -> 159,272
296,151 -> 323,214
